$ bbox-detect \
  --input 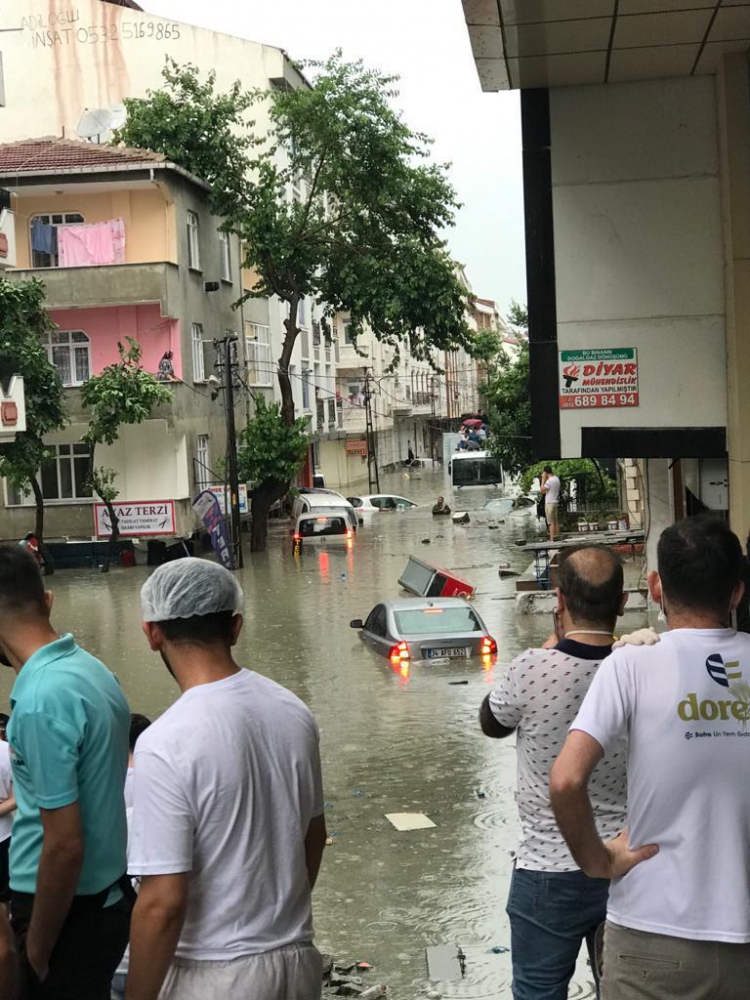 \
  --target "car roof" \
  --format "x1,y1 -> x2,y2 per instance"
359,494 -> 414,502
378,597 -> 474,612
303,493 -> 352,508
